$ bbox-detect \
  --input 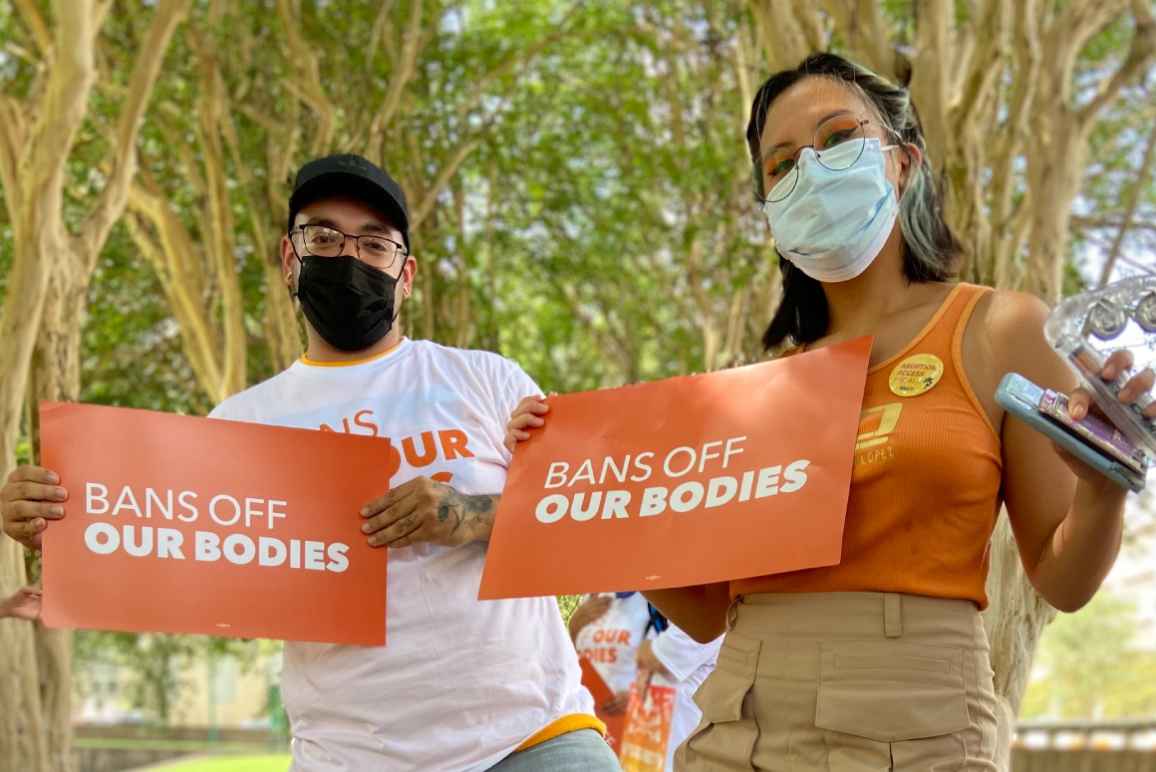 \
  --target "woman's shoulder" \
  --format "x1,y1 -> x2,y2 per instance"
966,286 -> 1053,370
977,287 -> 1049,336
